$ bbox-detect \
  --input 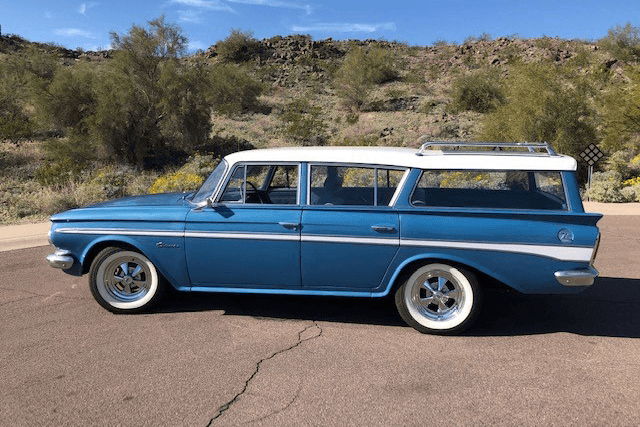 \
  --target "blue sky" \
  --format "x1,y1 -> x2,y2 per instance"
1,0 -> 638,52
